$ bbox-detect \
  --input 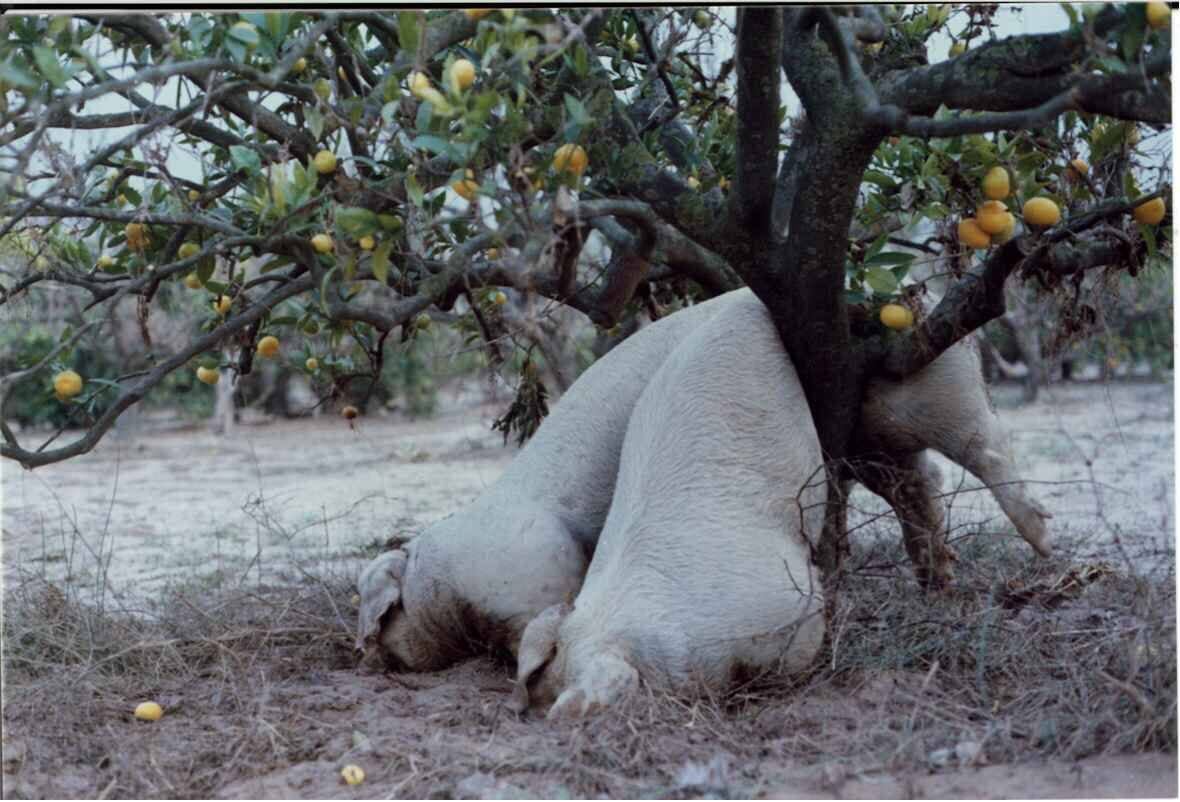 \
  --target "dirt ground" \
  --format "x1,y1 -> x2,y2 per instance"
1,379 -> 1175,798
